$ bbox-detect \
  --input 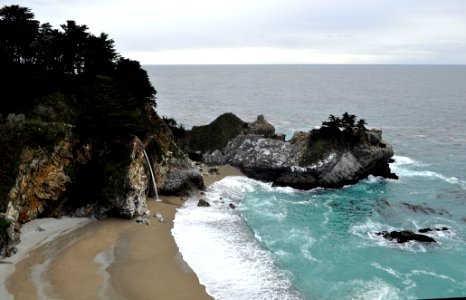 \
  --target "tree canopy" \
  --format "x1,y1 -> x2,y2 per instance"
314,112 -> 368,144
0,5 -> 156,137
